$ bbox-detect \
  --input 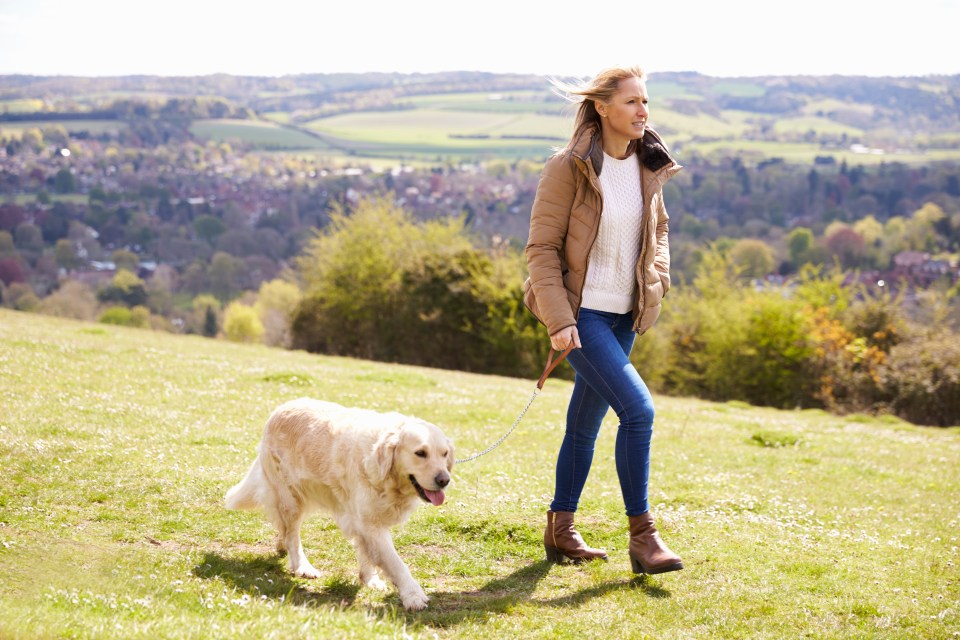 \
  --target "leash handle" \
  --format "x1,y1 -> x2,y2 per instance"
537,344 -> 575,390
